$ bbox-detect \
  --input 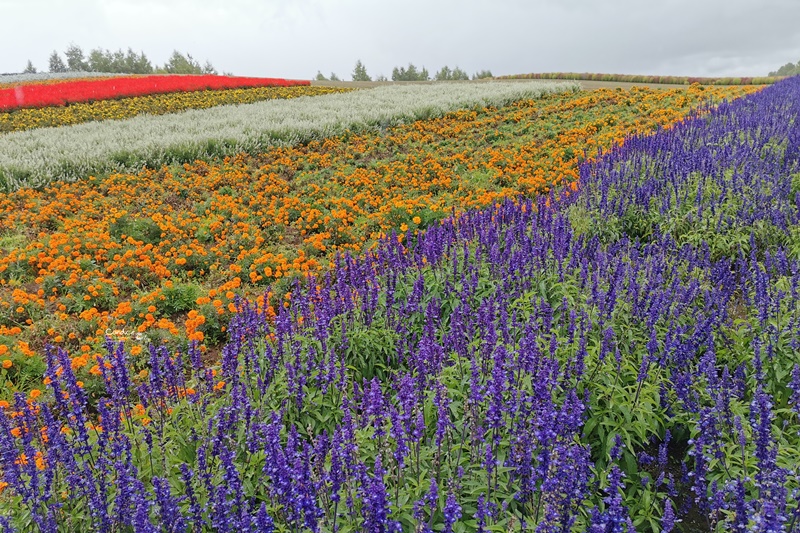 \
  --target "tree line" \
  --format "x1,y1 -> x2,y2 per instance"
315,60 -> 493,82
22,45 -> 218,75
769,59 -> 800,77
